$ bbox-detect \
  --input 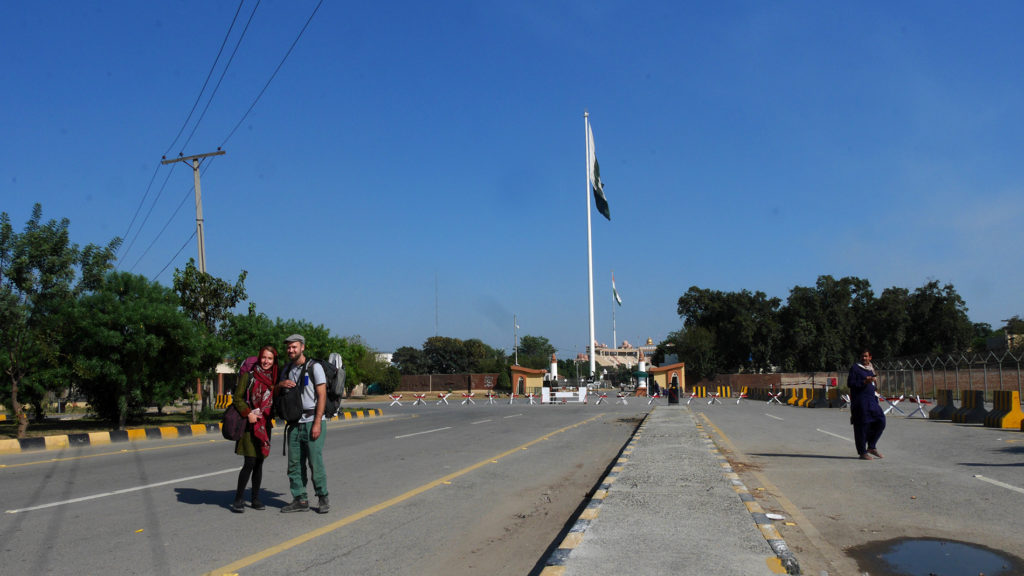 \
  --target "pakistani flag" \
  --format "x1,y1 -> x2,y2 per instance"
587,121 -> 610,220
612,273 -> 623,306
